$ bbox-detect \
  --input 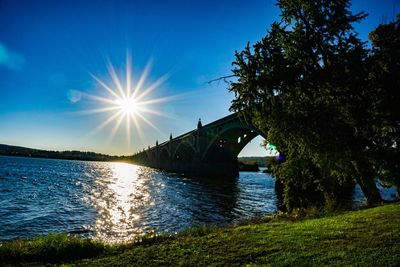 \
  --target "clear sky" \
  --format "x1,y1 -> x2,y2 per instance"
0,0 -> 398,156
